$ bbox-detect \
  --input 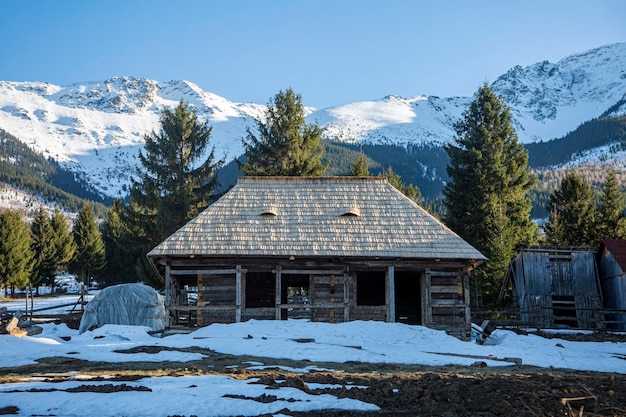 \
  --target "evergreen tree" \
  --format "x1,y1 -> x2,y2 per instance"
443,83 -> 536,307
0,209 -> 33,294
30,207 -> 57,292
350,152 -> 370,176
127,100 -> 223,285
240,88 -> 327,176
384,166 -> 422,204
595,169 -> 626,239
544,172 -> 596,246
131,99 -> 223,239
71,204 -> 106,286
100,199 -> 140,286
51,207 -> 76,273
